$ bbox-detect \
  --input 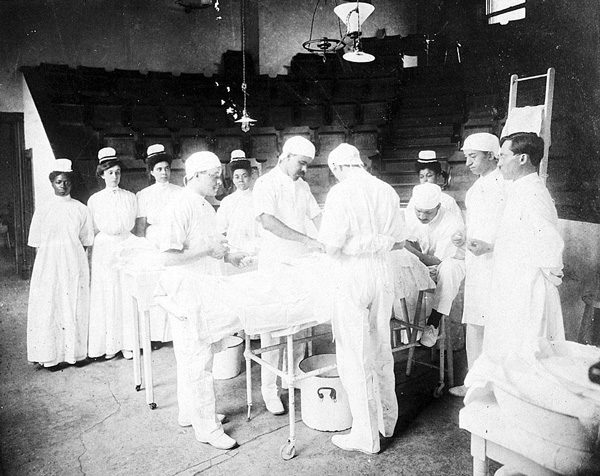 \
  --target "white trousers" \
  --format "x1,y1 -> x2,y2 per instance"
432,257 -> 466,316
331,255 -> 398,453
465,323 -> 484,370
169,314 -> 223,441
